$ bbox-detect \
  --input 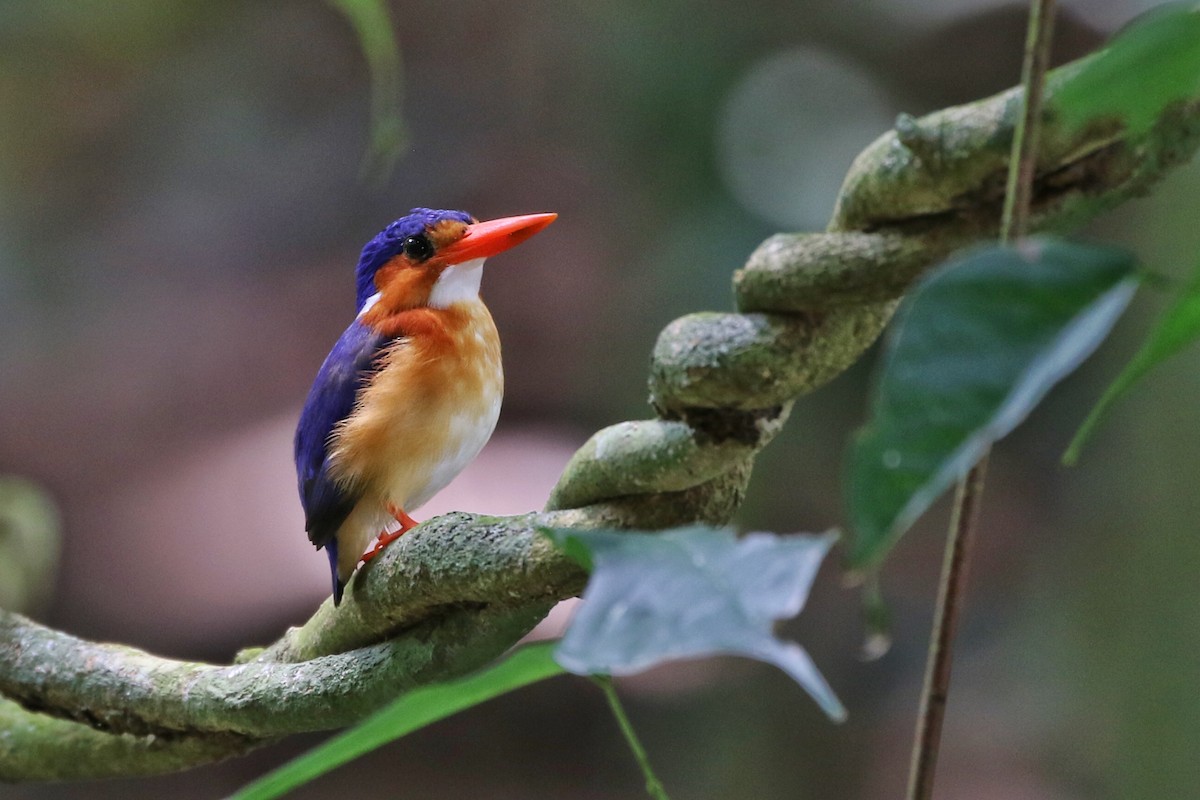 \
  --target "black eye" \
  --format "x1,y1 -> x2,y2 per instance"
401,234 -> 434,262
